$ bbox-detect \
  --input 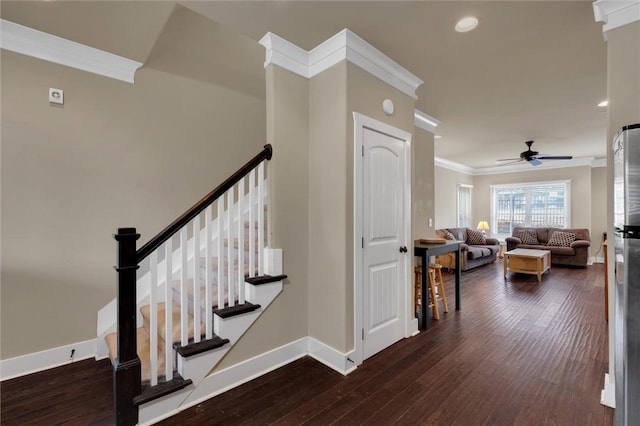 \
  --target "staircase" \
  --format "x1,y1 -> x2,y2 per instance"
98,145 -> 286,425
